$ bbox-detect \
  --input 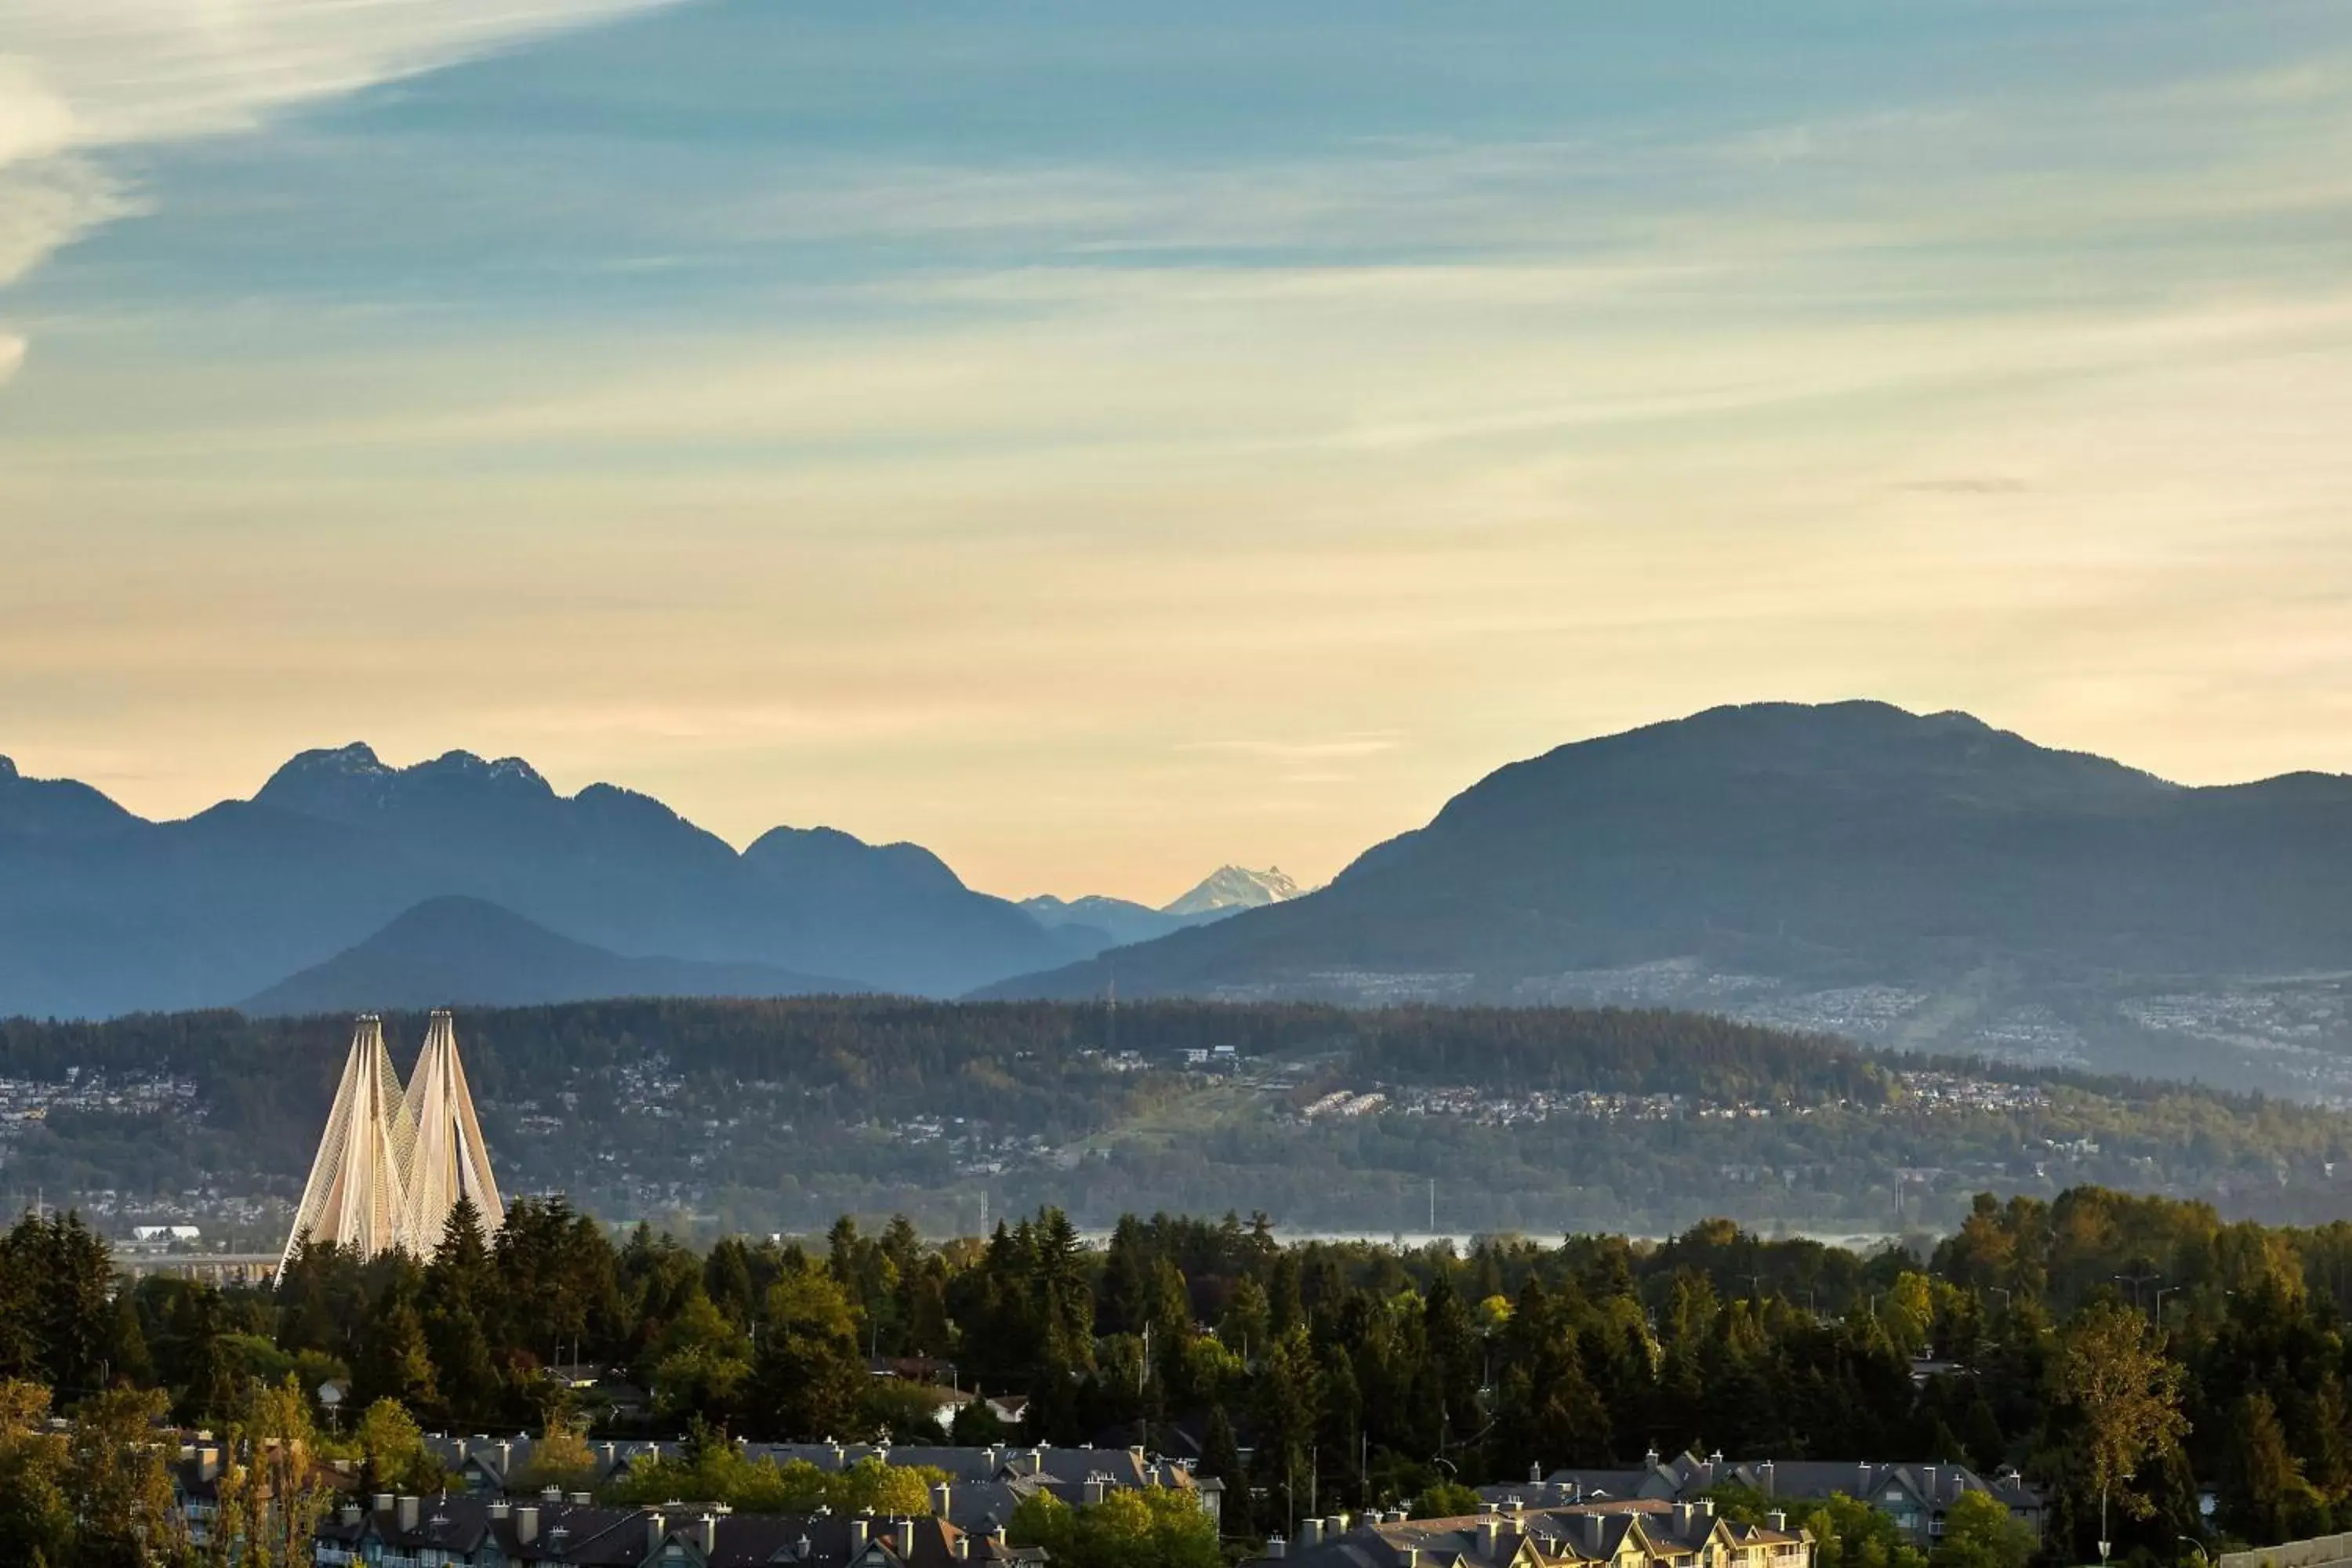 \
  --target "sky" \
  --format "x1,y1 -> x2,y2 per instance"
3,1 -> 2351,903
